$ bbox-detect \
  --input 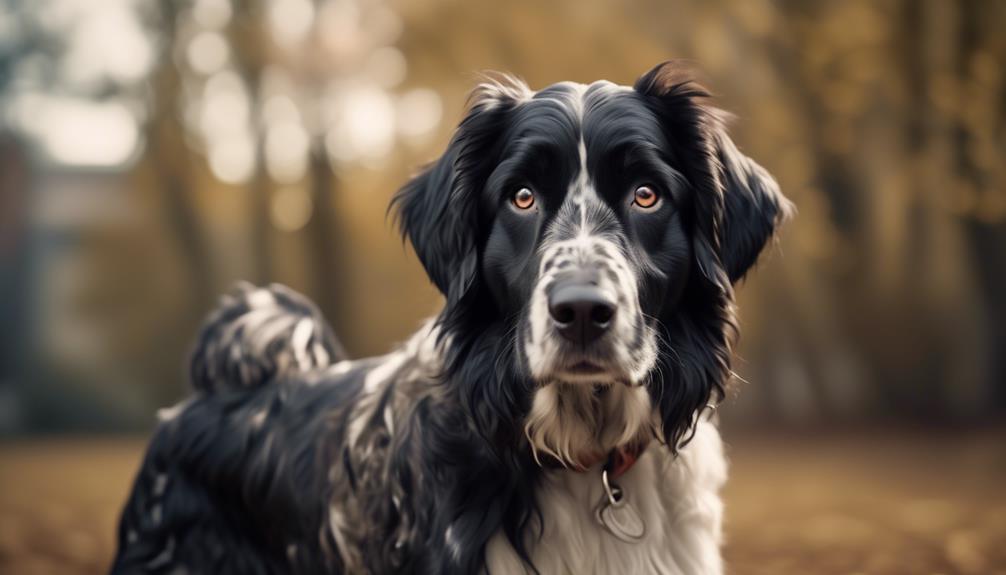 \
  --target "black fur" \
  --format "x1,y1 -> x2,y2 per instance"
112,62 -> 790,575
